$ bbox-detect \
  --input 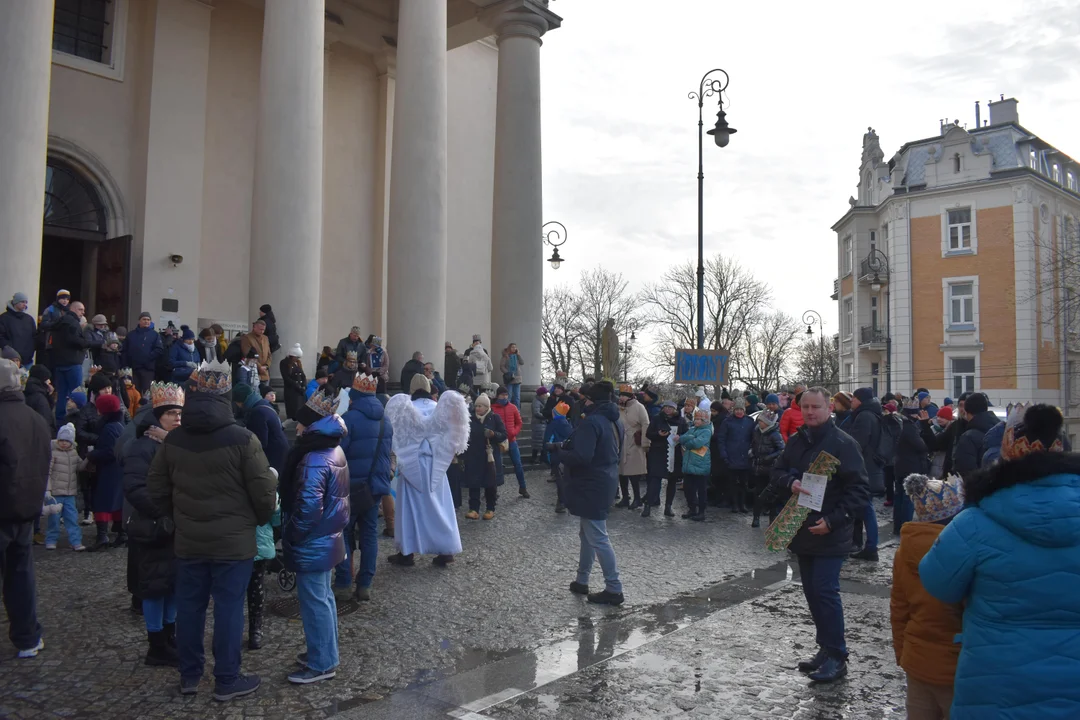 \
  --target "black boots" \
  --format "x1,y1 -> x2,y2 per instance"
387,553 -> 415,566
615,497 -> 630,509
663,505 -> 675,517
797,648 -> 828,673
681,506 -> 696,520
809,655 -> 848,683
751,514 -> 761,528
248,614 -> 263,650
163,622 -> 176,649
850,548 -> 879,562
640,504 -> 651,518
145,630 -> 179,667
